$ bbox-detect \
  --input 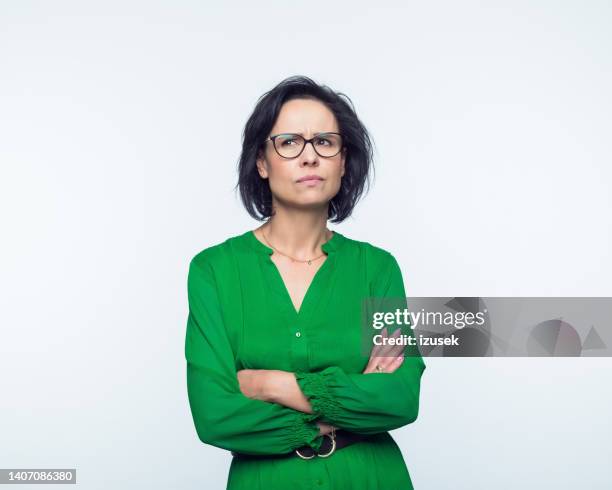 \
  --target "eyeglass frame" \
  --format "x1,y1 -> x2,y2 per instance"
264,132 -> 345,159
